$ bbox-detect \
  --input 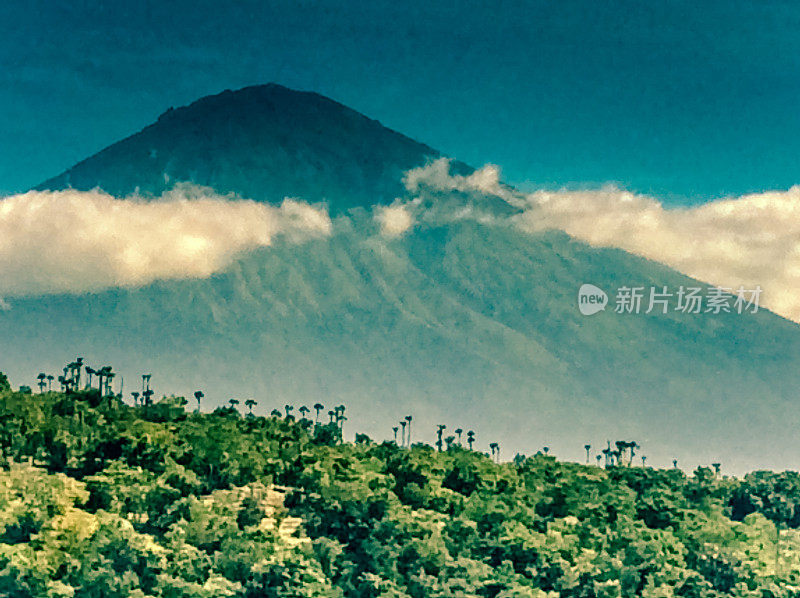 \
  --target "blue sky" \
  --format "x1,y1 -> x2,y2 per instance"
2,0 -> 799,202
